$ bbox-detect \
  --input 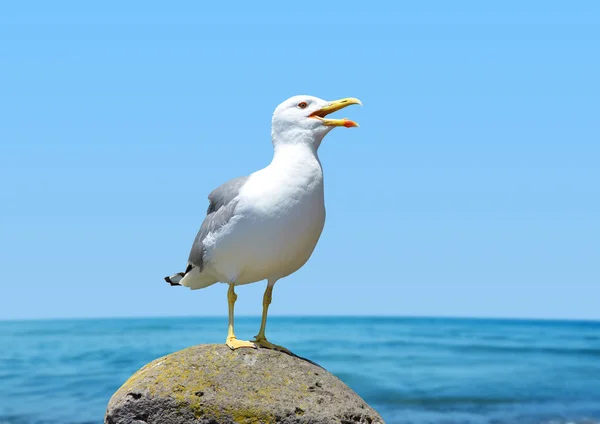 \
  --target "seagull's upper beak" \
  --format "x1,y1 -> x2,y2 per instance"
309,98 -> 362,127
